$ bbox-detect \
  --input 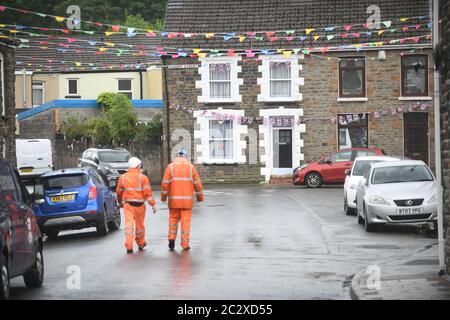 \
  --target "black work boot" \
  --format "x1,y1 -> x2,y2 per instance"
168,240 -> 175,250
138,242 -> 147,251
126,249 -> 133,254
